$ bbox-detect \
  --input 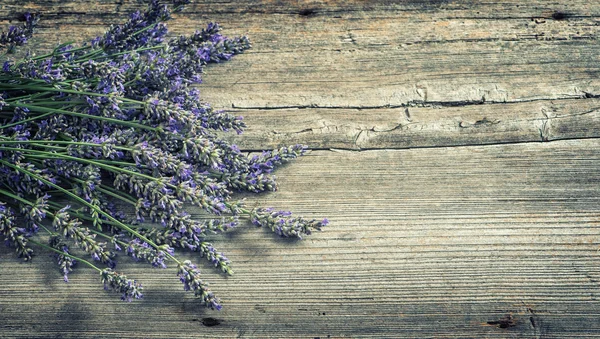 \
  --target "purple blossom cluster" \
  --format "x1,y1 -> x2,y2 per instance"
101,268 -> 144,302
0,13 -> 38,53
49,236 -> 77,282
0,202 -> 33,260
0,0 -> 327,310
177,260 -> 221,310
